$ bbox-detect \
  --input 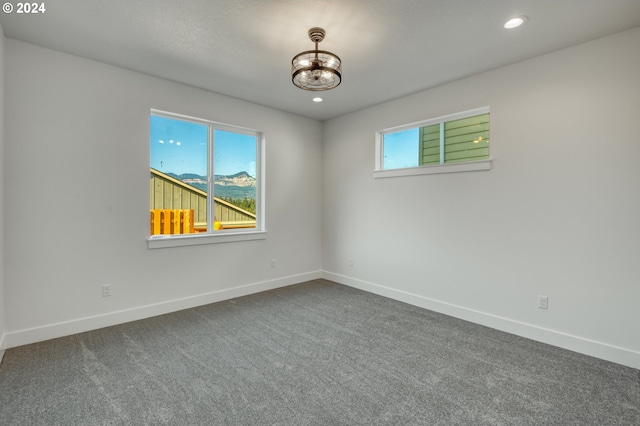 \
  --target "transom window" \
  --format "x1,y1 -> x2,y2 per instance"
375,107 -> 491,178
